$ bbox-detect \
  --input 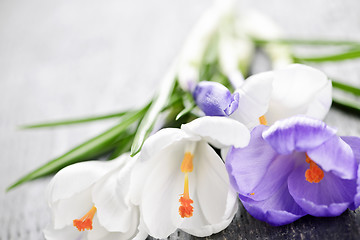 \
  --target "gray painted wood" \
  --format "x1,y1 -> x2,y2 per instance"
0,0 -> 360,239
